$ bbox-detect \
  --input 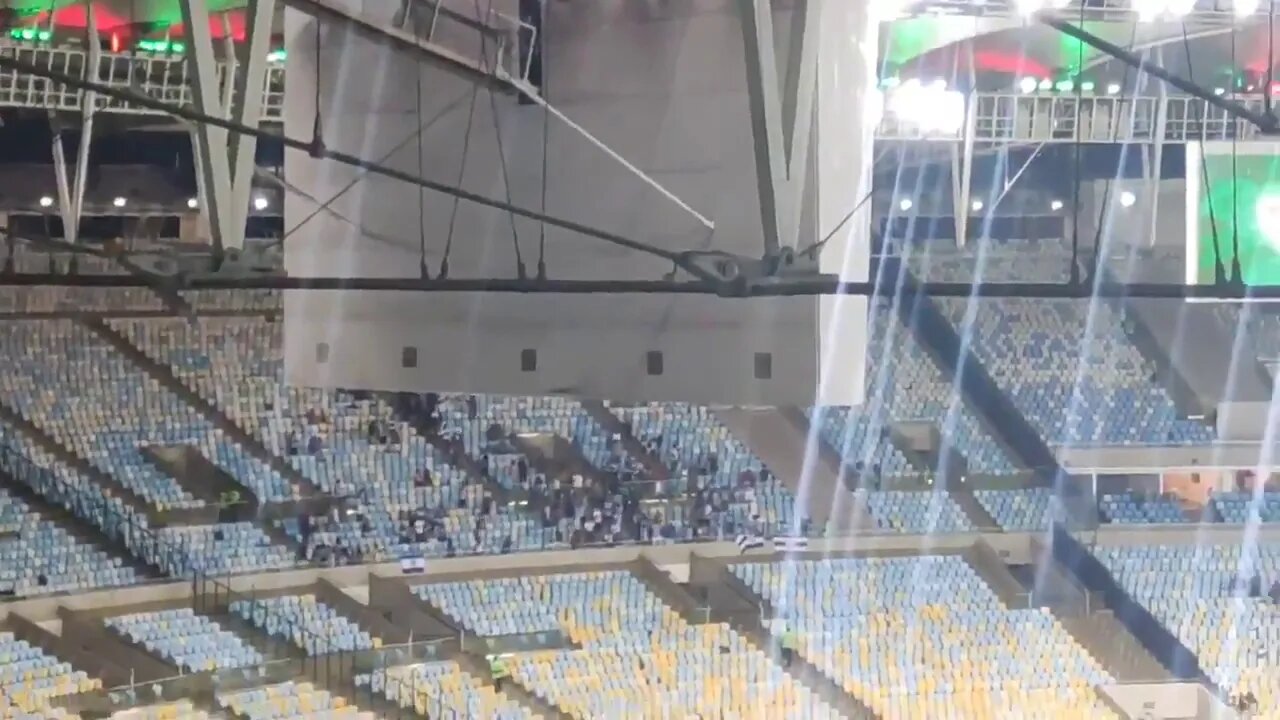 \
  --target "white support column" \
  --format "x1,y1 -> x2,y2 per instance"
180,0 -> 276,251
49,2 -> 100,248
737,0 -> 820,255
1147,88 -> 1169,248
953,99 -> 977,248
